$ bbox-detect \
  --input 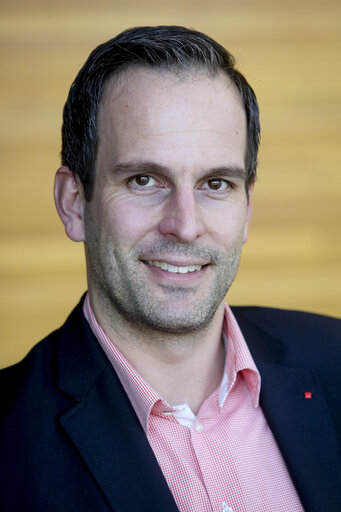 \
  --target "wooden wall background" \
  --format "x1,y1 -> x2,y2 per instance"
1,0 -> 340,367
